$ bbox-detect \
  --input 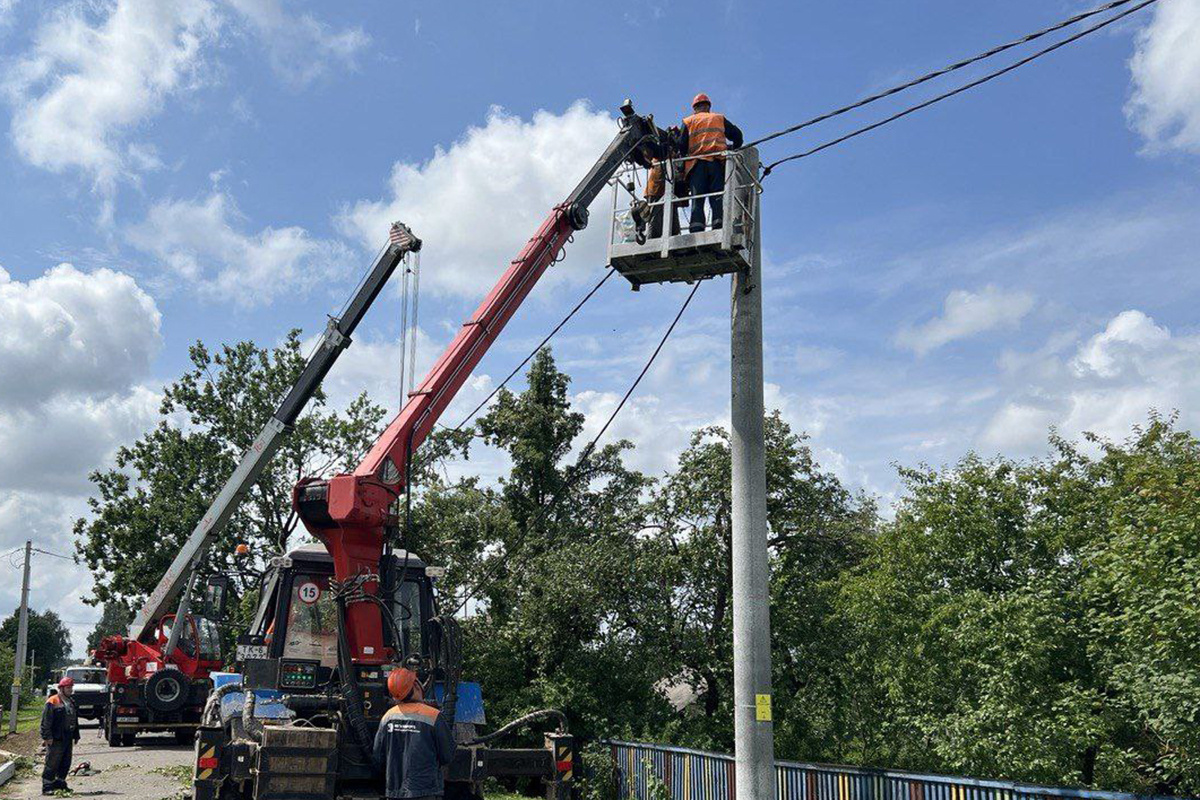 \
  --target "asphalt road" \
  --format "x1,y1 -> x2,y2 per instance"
4,722 -> 194,799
